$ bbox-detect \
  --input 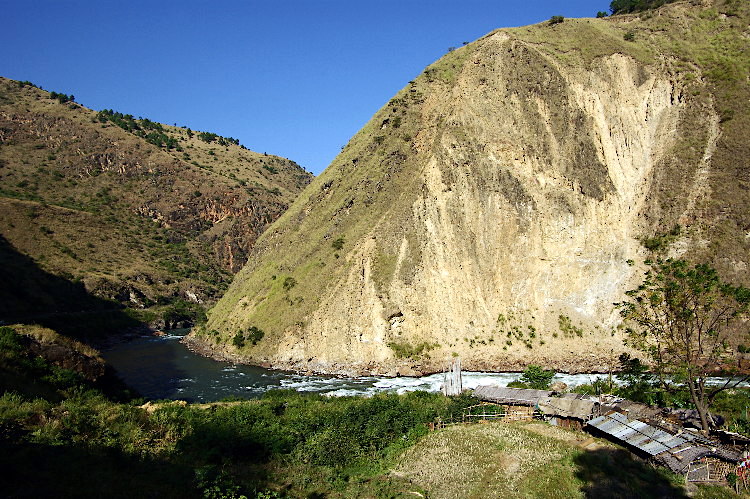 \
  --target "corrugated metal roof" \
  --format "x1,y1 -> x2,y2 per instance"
473,386 -> 552,406
587,412 -> 696,455
656,442 -> 743,474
